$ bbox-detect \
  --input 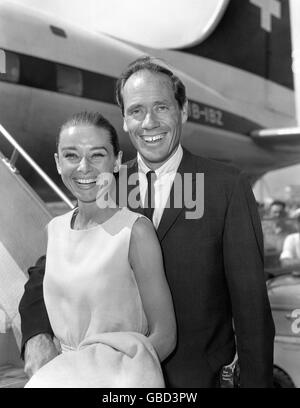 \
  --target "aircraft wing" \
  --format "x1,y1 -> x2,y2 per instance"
250,127 -> 300,148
